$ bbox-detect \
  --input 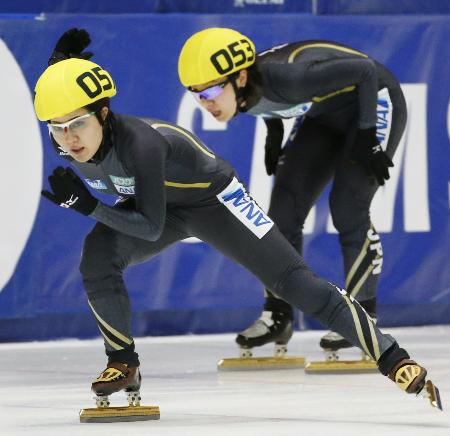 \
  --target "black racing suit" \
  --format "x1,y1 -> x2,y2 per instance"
243,41 -> 407,320
53,113 -> 406,374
